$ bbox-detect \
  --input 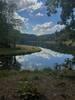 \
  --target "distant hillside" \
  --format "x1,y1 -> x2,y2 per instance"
17,28 -> 75,54
37,34 -> 56,41
17,34 -> 37,45
18,33 -> 56,43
